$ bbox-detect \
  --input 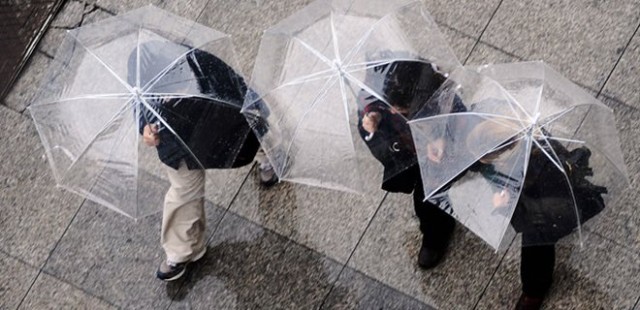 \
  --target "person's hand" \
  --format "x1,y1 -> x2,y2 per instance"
143,124 -> 160,146
426,138 -> 445,163
492,190 -> 510,209
362,112 -> 381,134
